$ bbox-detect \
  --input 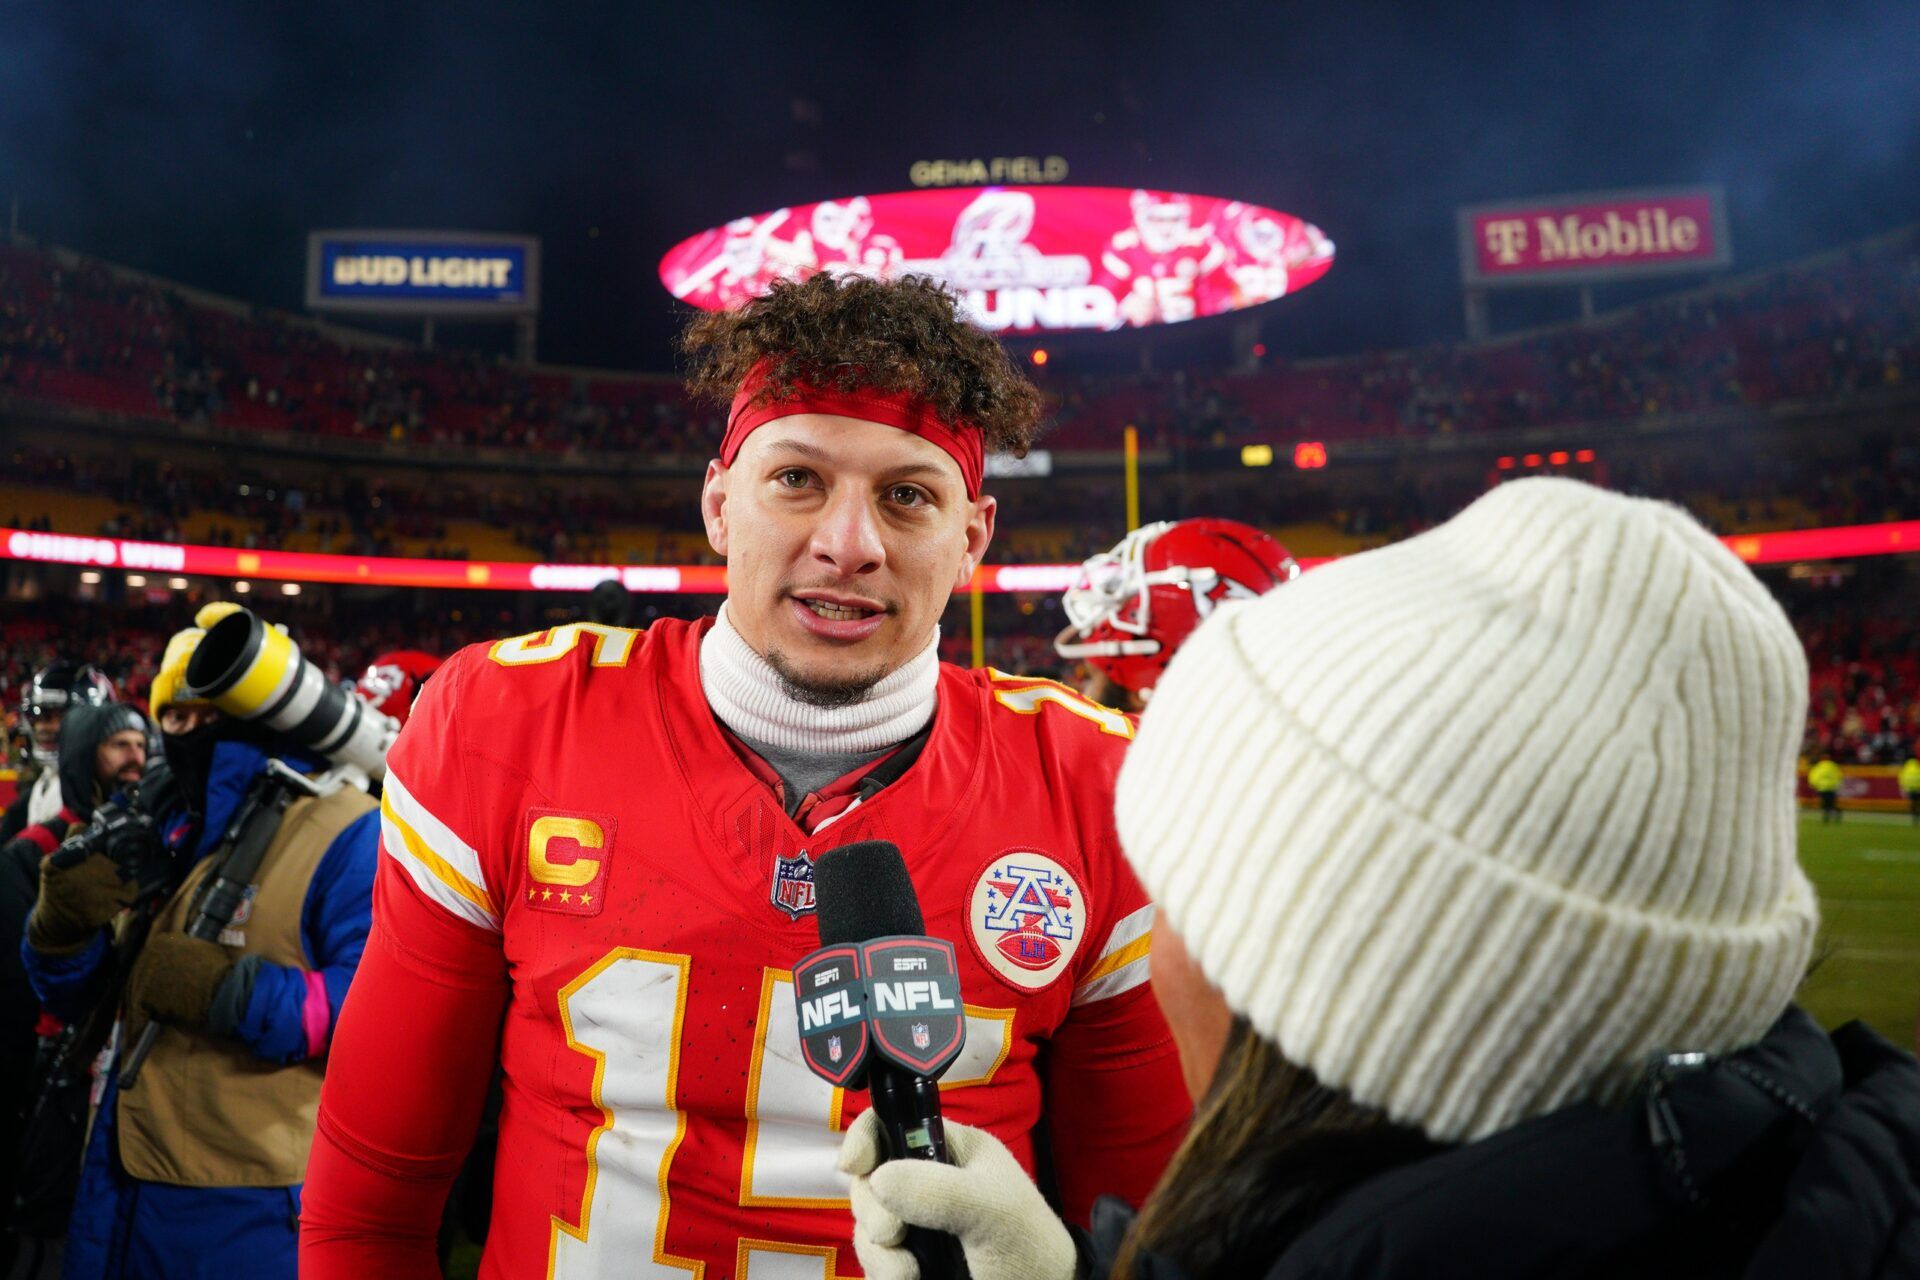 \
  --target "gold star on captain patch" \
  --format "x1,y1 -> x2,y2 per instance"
559,890 -> 572,903
541,888 -> 553,901
580,893 -> 592,906
528,887 -> 537,901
